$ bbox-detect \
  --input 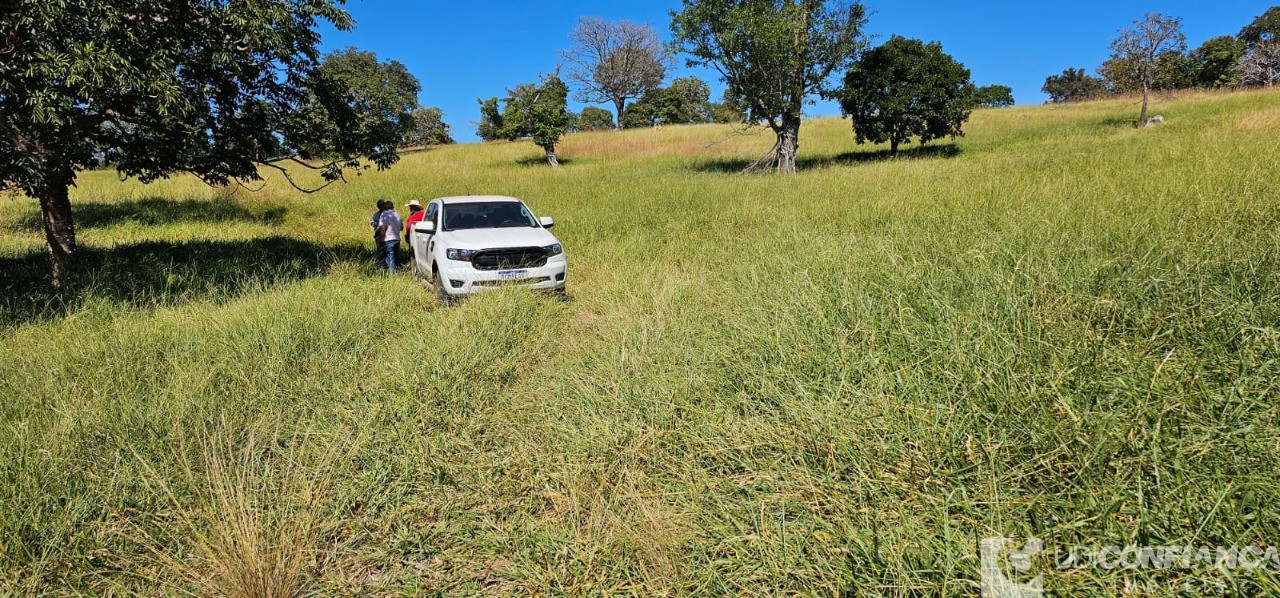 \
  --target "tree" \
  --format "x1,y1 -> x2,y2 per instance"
1153,50 -> 1196,90
1236,41 -> 1280,87
0,0 -> 417,288
1108,13 -> 1187,125
577,107 -> 617,131
671,0 -> 869,173
1042,68 -> 1107,102
621,102 -> 660,129
479,74 -> 573,167
621,76 -> 715,128
1240,6 -> 1280,45
1191,36 -> 1246,87
404,107 -> 454,147
972,85 -> 1015,108
561,17 -> 674,129
1100,50 -> 1193,93
659,77 -> 714,124
476,97 -> 506,141
292,48 -> 420,159
836,37 -> 974,157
